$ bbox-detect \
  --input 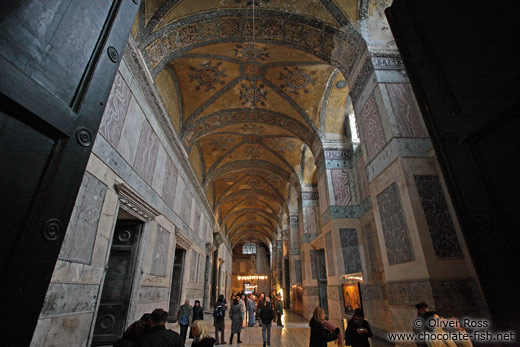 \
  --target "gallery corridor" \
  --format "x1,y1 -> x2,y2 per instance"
169,310 -> 393,347
2,0 -> 519,346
